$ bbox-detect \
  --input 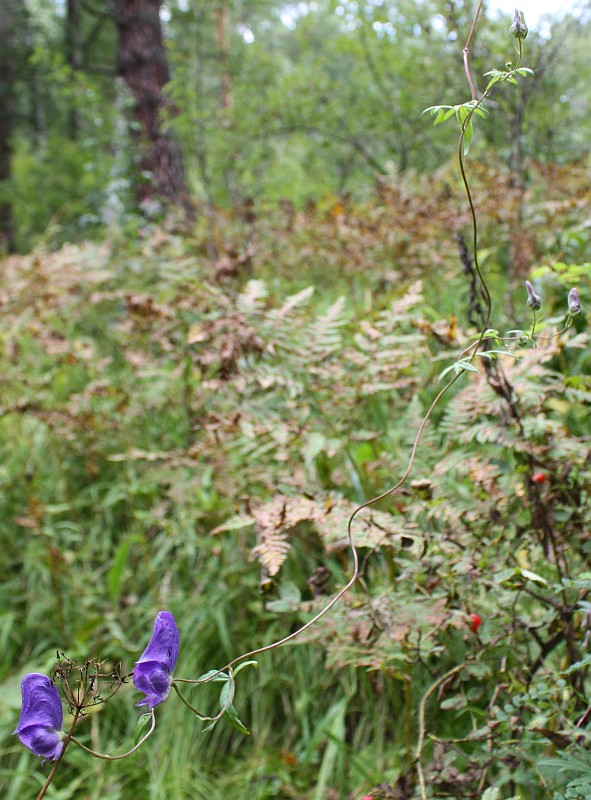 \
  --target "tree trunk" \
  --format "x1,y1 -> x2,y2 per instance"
65,0 -> 82,139
0,0 -> 15,252
112,0 -> 191,212
214,0 -> 232,111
